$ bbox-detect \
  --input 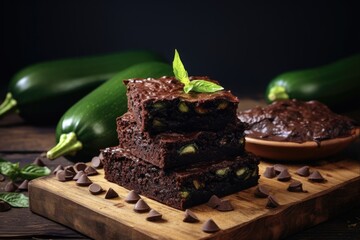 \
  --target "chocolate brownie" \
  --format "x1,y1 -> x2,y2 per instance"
124,76 -> 239,134
116,112 -> 246,169
102,147 -> 260,210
